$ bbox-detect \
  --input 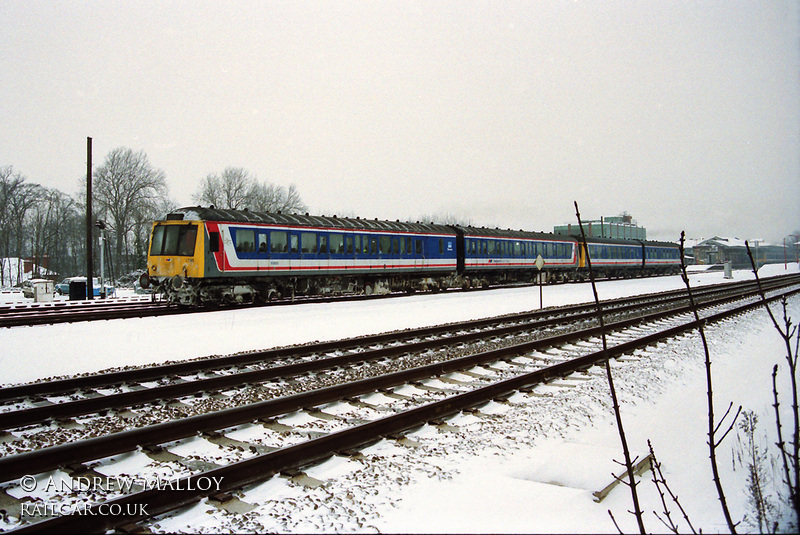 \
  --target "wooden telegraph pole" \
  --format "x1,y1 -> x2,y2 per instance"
86,137 -> 94,300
